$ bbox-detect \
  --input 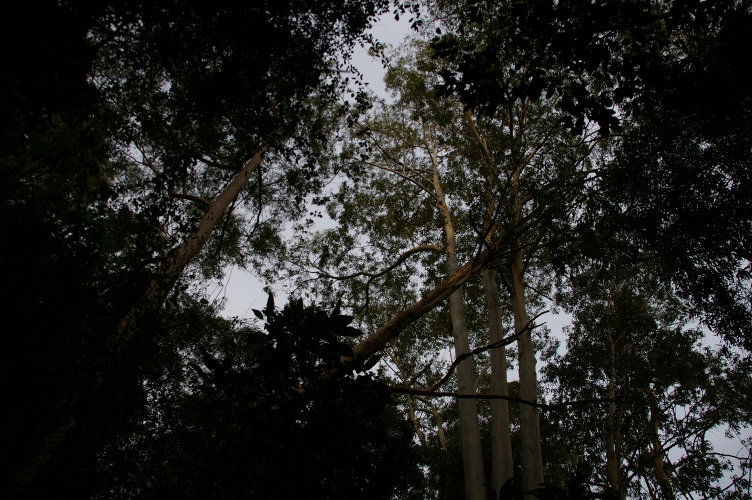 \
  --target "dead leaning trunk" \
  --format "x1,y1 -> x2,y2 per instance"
510,243 -> 544,496
10,149 -> 267,497
113,148 -> 267,352
483,269 -> 514,494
